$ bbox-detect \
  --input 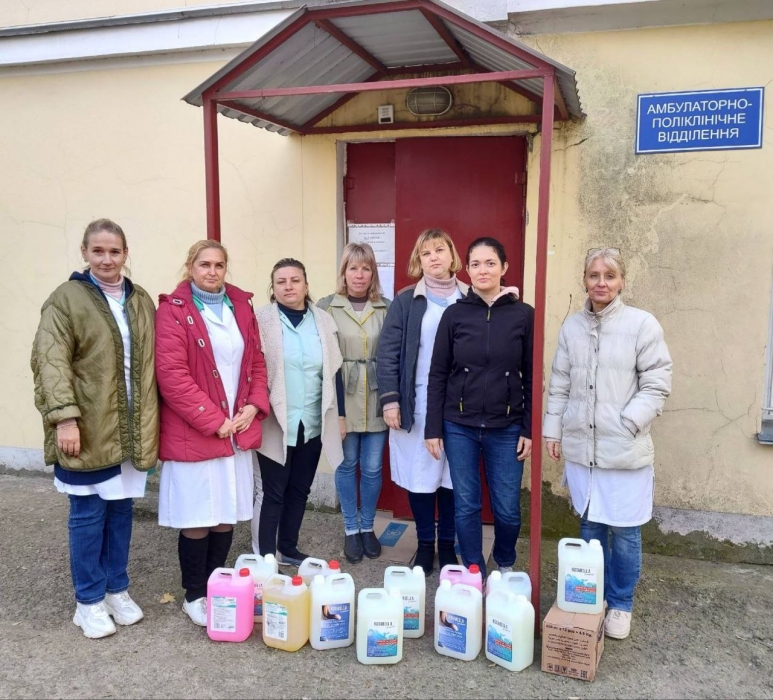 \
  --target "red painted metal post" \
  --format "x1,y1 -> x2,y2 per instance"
530,73 -> 555,636
203,96 -> 221,242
